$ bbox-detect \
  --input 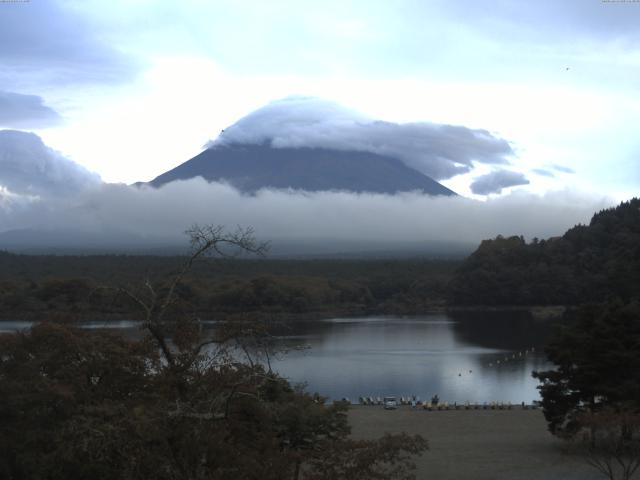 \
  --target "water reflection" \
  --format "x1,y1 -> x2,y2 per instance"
0,313 -> 555,403
271,314 -> 553,403
450,310 -> 552,350
0,321 -> 34,334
